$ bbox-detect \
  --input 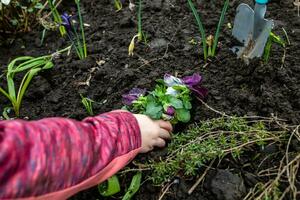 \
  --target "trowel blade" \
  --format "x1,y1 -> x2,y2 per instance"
232,3 -> 274,60
253,3 -> 267,41
232,3 -> 254,45
248,19 -> 274,59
